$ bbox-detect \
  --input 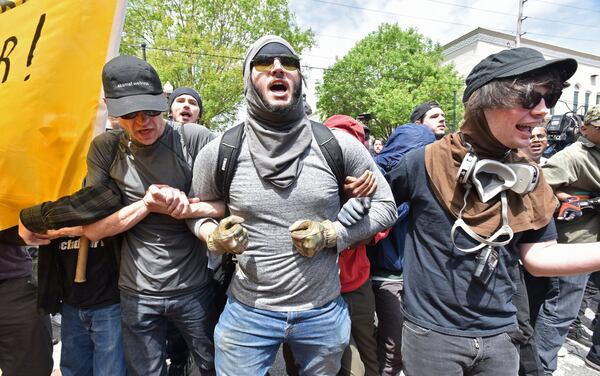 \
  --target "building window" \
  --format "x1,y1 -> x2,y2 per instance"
592,75 -> 598,86
574,88 -> 579,113
597,93 -> 600,105
585,92 -> 591,113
